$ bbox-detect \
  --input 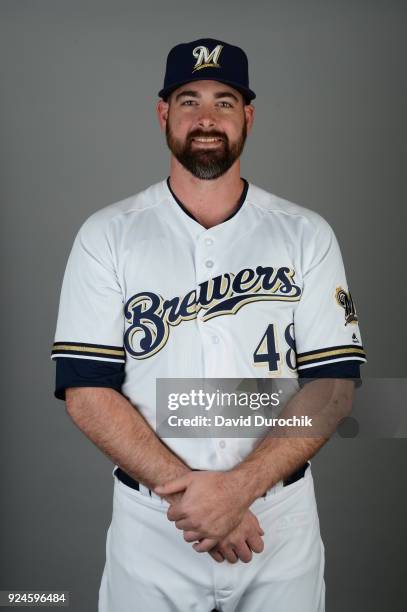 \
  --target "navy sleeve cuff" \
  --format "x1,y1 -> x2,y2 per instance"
298,361 -> 362,388
54,357 -> 125,400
